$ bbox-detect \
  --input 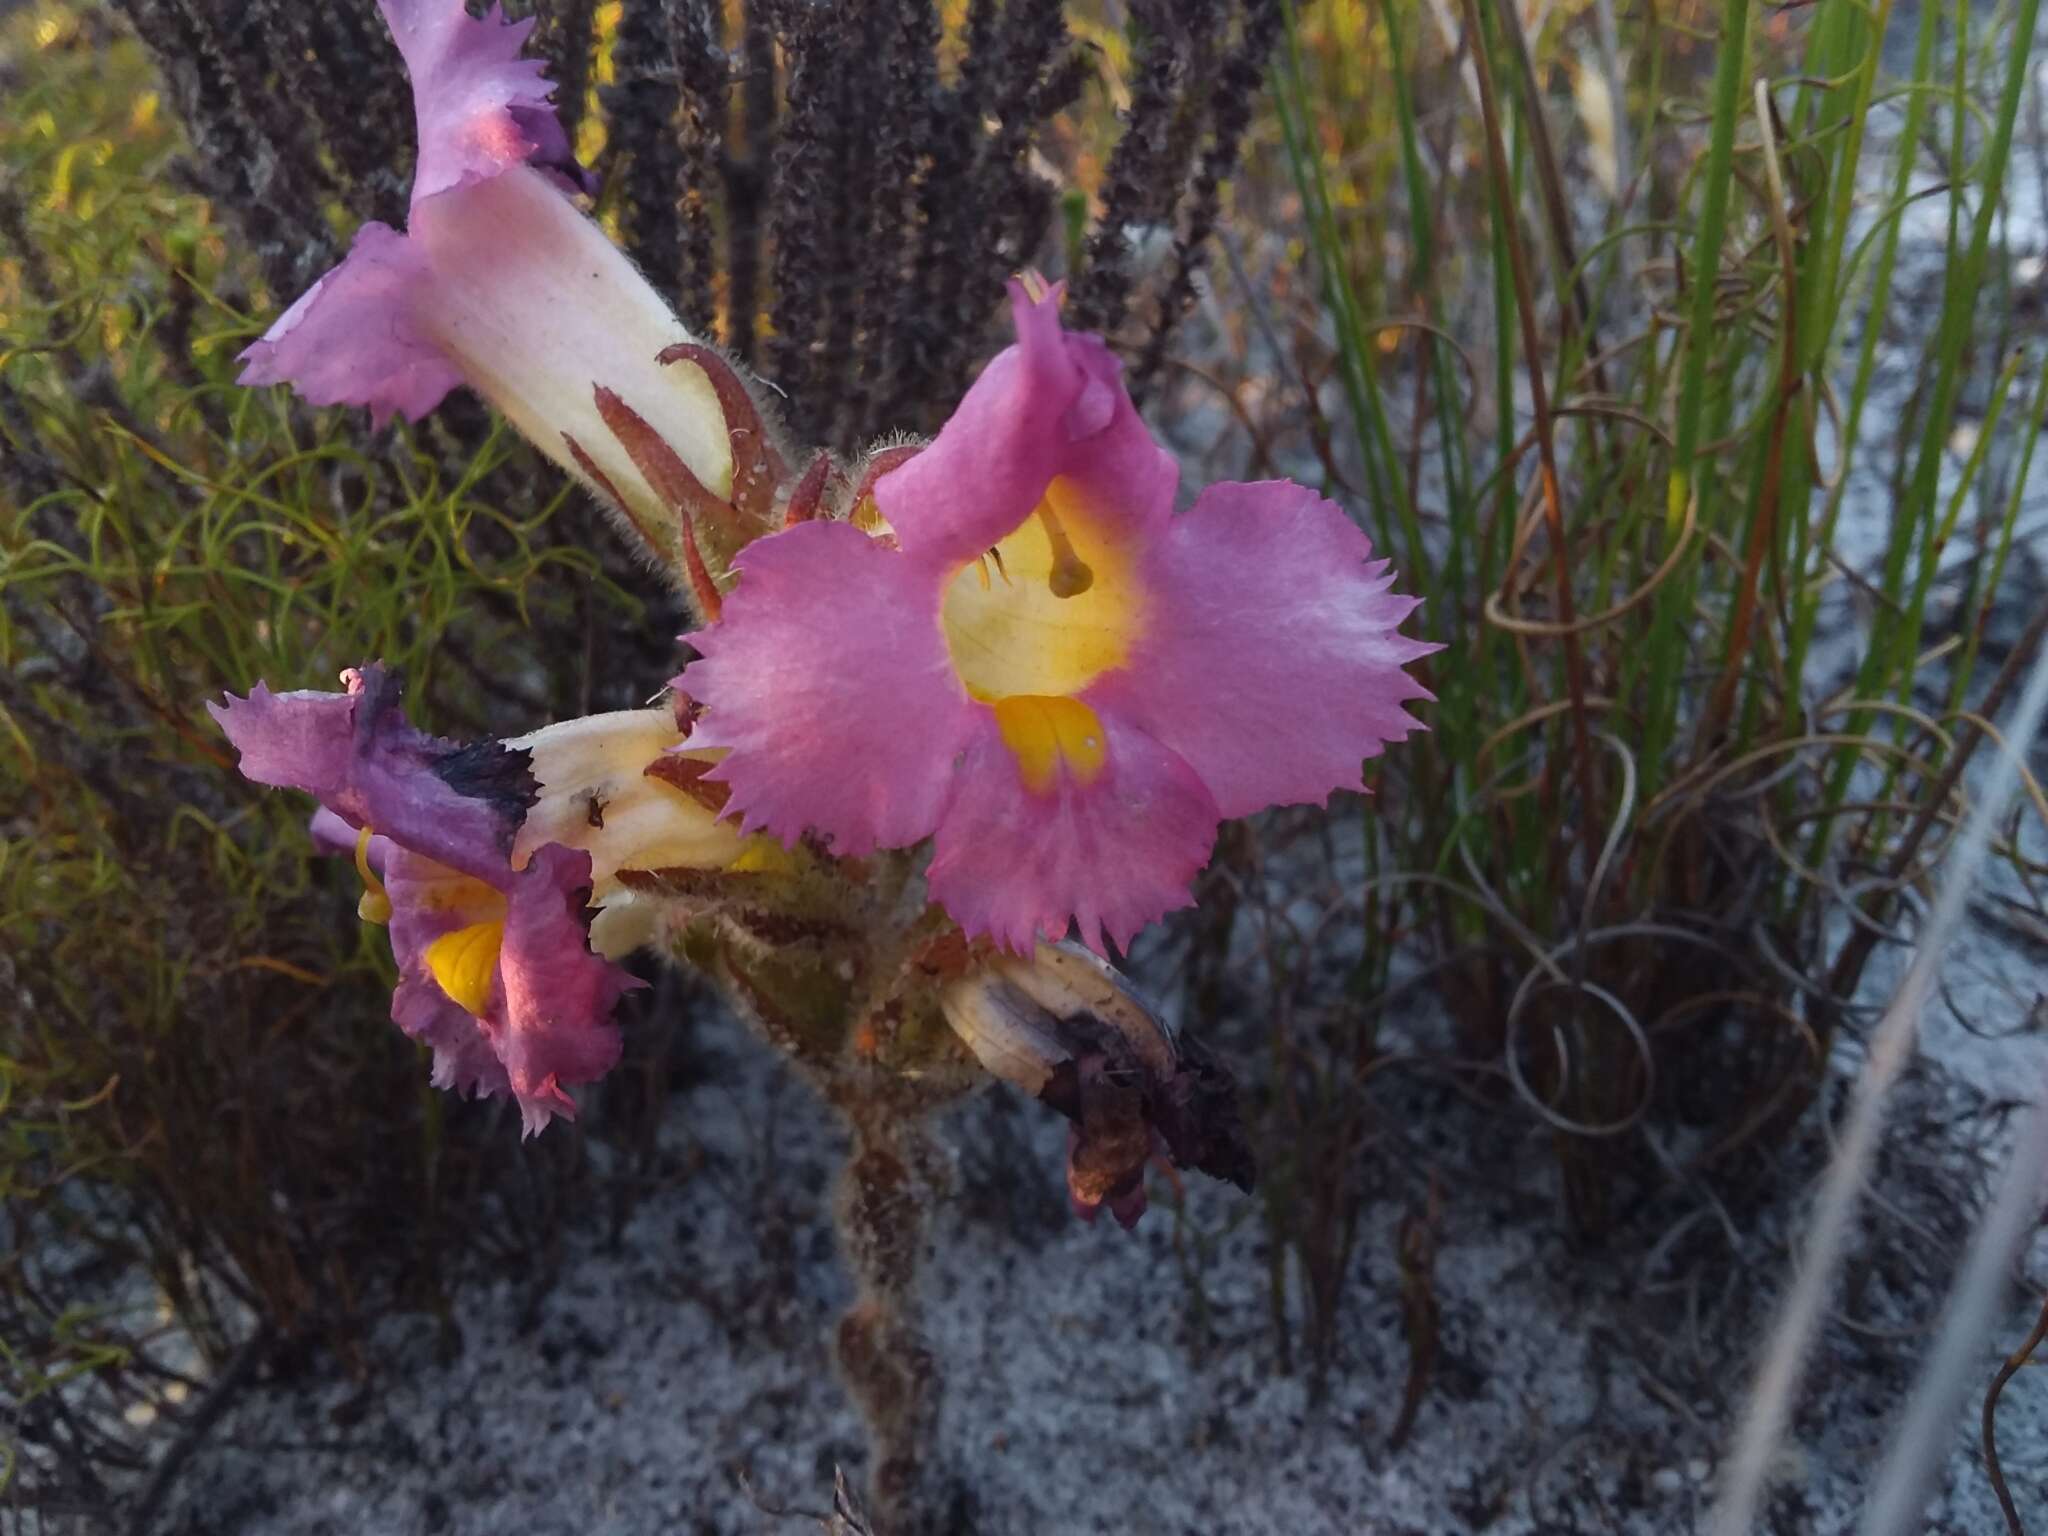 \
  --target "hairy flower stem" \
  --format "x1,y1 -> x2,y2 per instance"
831,1092 -> 946,1532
